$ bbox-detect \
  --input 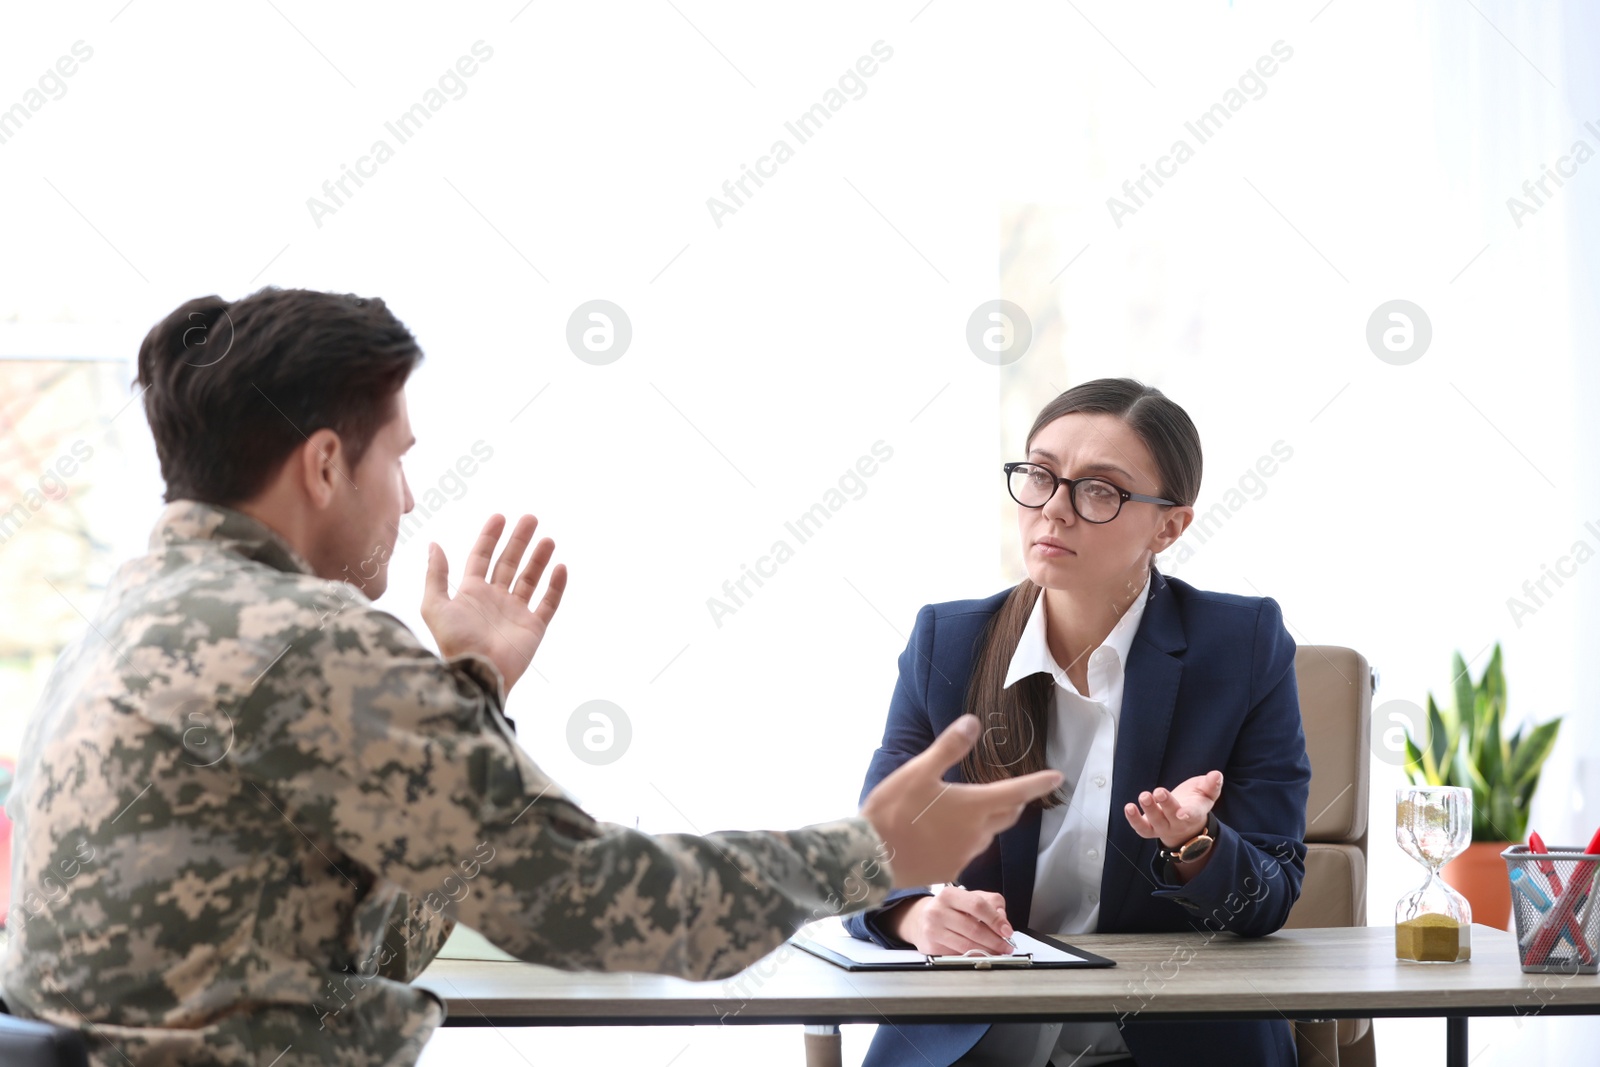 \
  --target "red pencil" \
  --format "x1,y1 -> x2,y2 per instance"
1524,828 -> 1600,966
